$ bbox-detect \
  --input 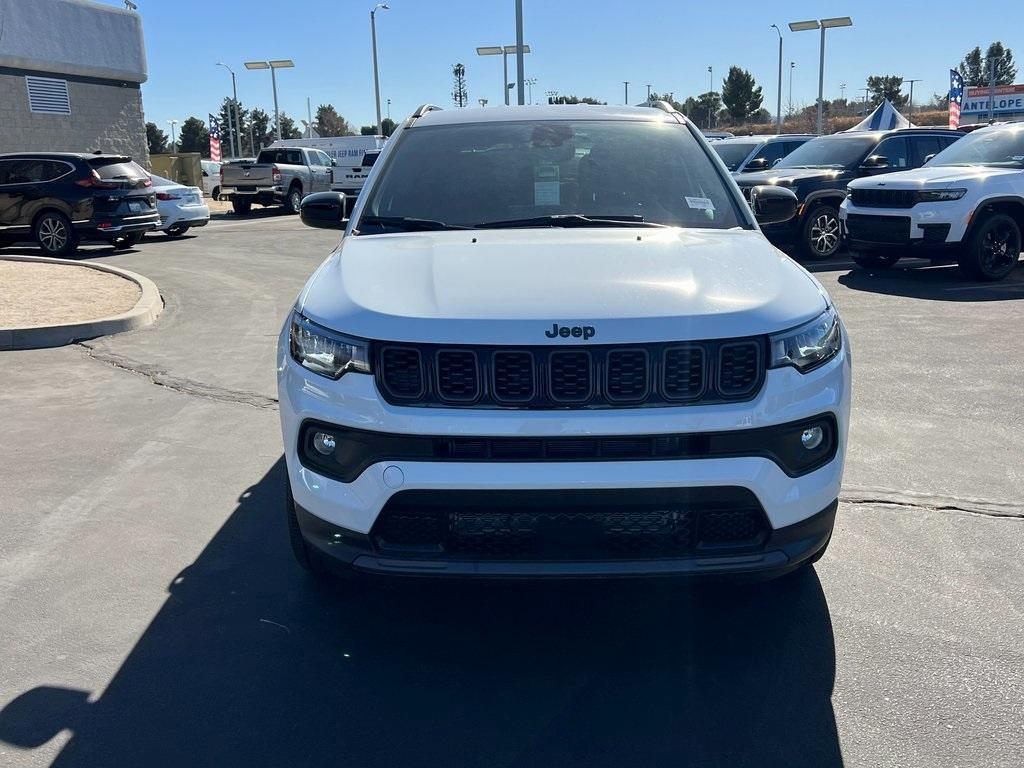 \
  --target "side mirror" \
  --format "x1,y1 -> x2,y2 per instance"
330,159 -> 338,167
300,192 -> 348,229
202,170 -> 209,177
751,185 -> 798,226
860,154 -> 889,170
744,157 -> 769,171
923,153 -> 936,164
